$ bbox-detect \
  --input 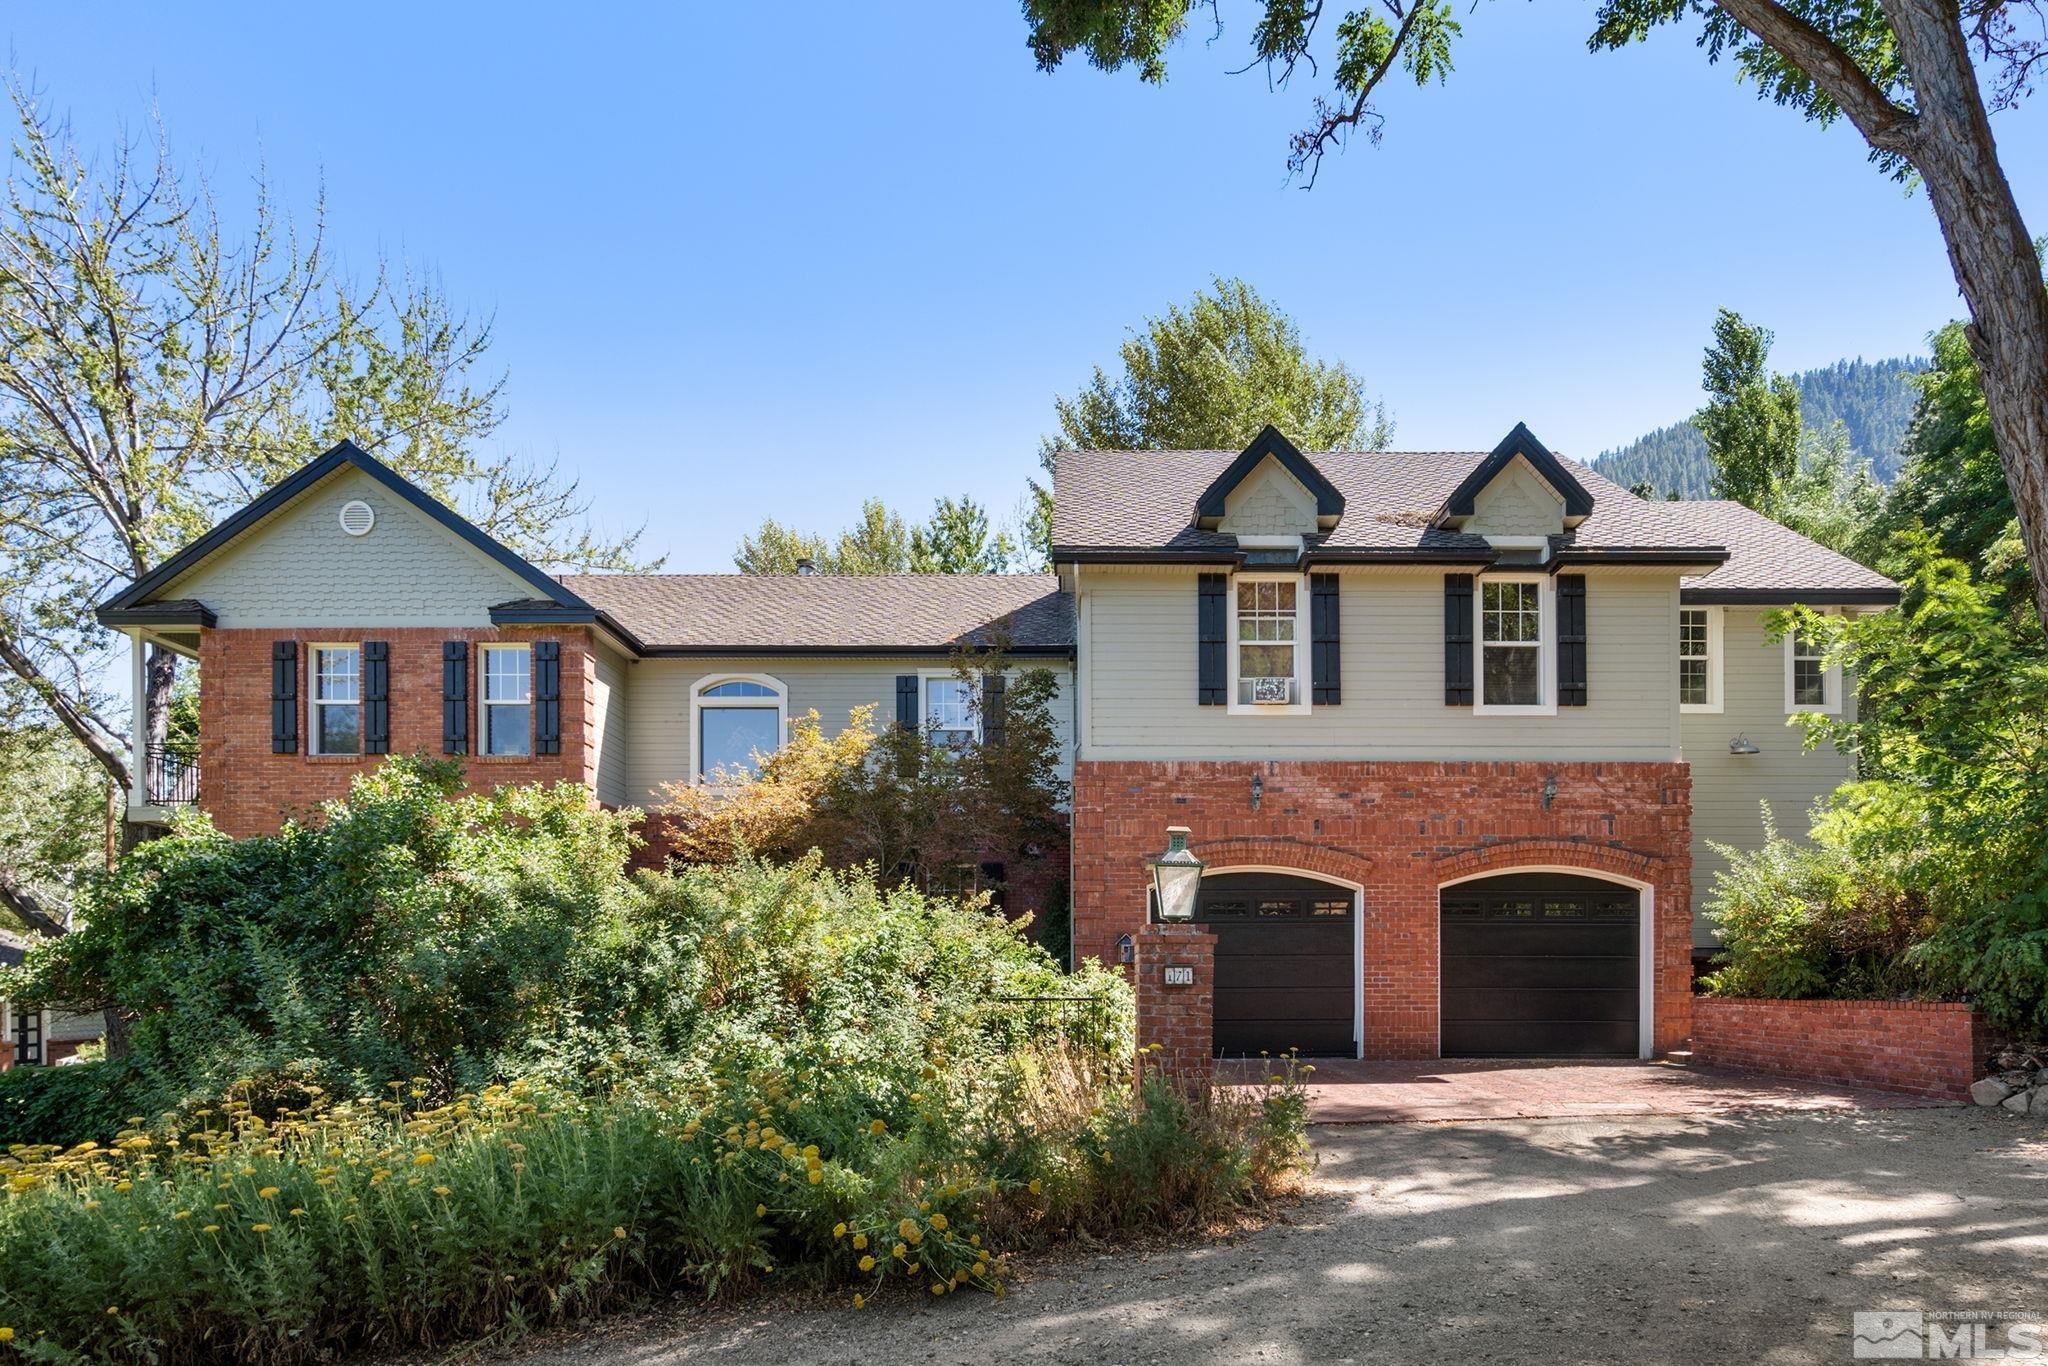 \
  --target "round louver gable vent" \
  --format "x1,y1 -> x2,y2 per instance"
338,499 -> 376,537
